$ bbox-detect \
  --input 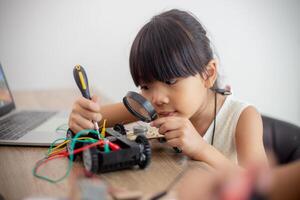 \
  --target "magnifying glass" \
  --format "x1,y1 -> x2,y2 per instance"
123,91 -> 182,153
123,91 -> 158,123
